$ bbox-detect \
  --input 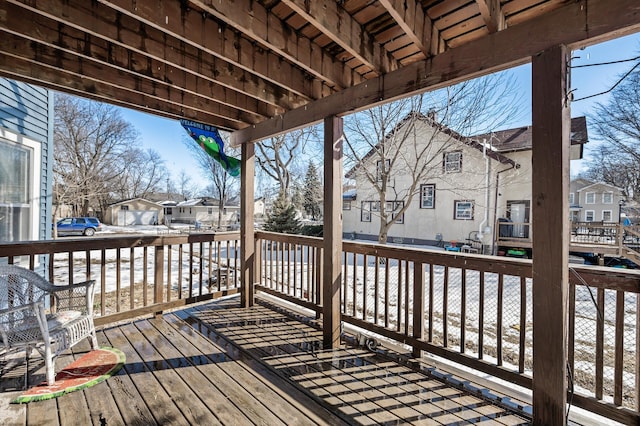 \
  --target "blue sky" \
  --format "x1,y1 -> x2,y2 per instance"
119,32 -> 640,184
